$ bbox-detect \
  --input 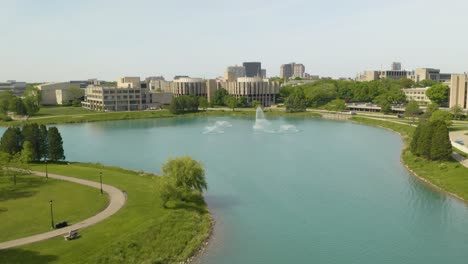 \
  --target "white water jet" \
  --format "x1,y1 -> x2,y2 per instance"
278,124 -> 299,133
253,107 -> 299,133
203,120 -> 233,134
253,107 -> 274,132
